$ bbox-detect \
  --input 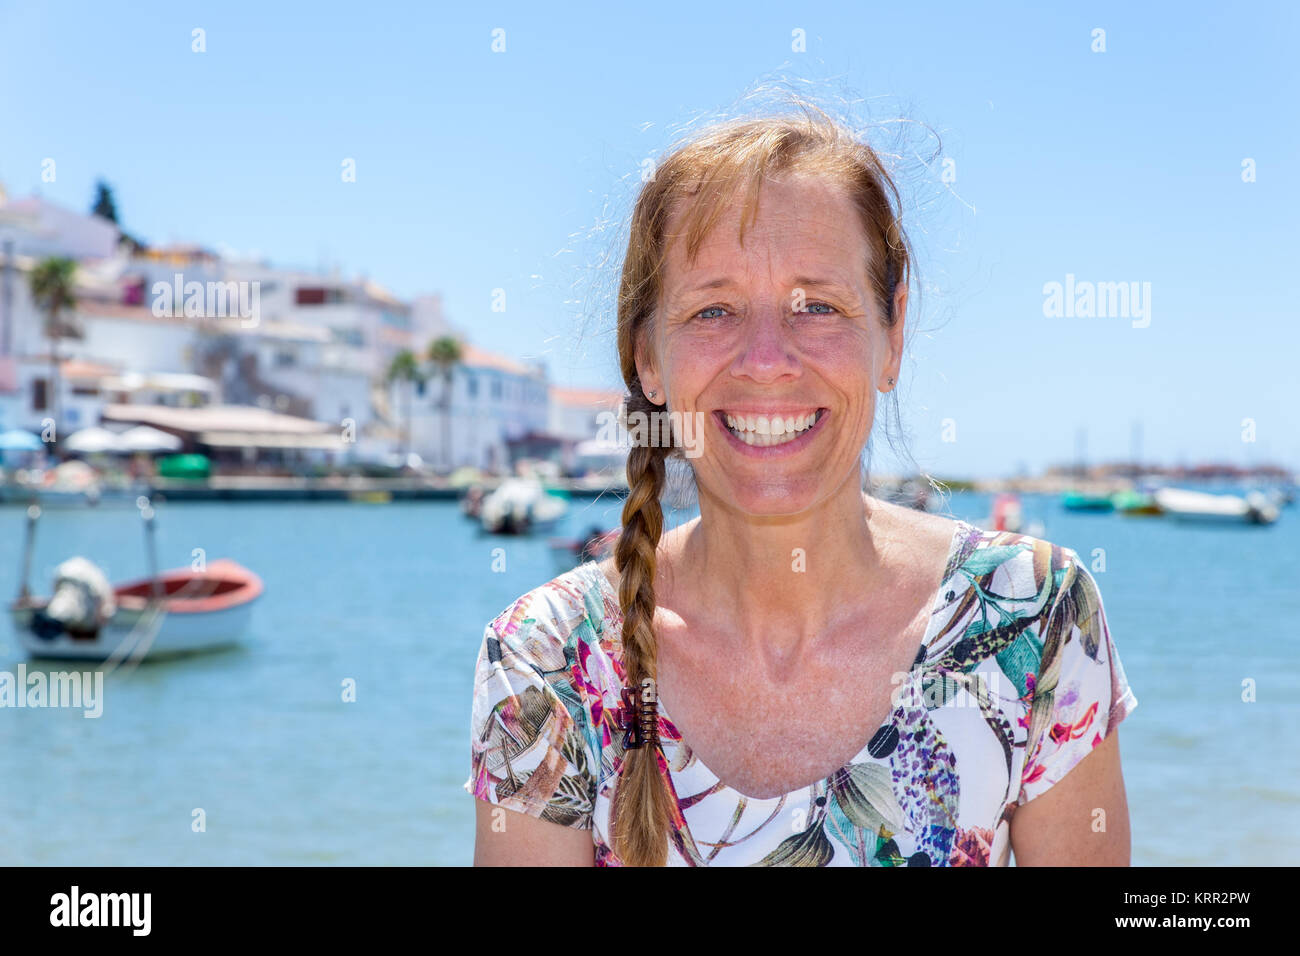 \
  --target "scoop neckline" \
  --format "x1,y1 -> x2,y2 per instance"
580,517 -> 985,803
